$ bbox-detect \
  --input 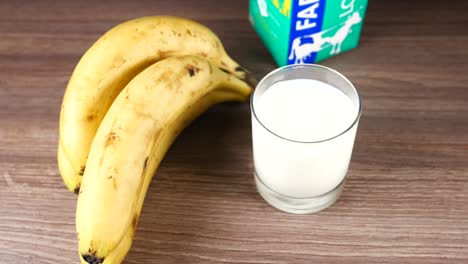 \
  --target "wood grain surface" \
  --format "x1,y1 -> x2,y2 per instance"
1,0 -> 468,263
